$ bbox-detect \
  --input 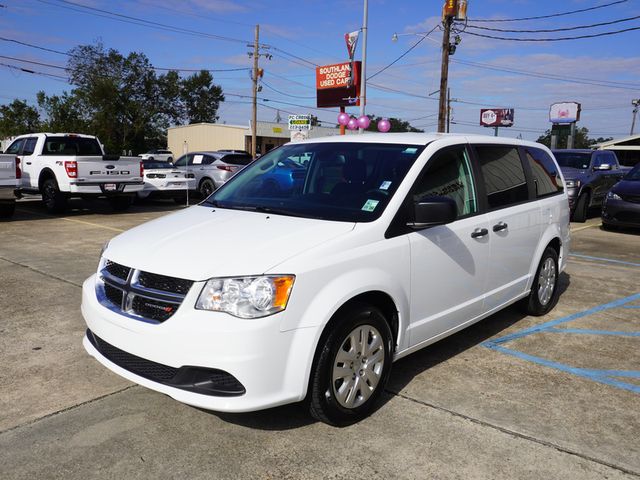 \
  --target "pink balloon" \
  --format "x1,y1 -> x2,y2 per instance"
337,112 -> 350,126
377,118 -> 391,133
347,117 -> 358,130
357,115 -> 371,129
